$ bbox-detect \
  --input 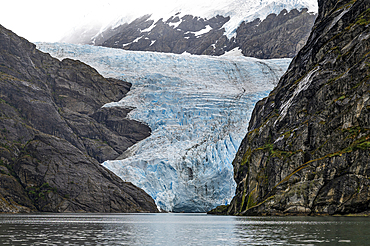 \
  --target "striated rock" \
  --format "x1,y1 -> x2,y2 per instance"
15,134 -> 157,212
0,171 -> 36,213
209,0 -> 370,215
0,24 -> 158,213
